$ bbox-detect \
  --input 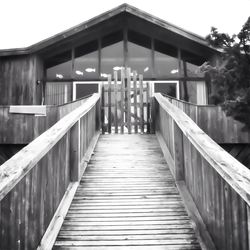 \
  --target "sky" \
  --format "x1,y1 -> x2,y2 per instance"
0,0 -> 249,50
